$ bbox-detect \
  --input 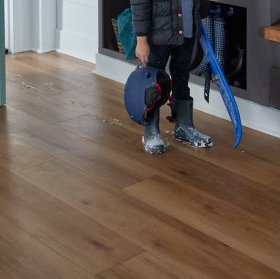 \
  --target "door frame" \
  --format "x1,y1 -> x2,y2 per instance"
4,0 -> 10,50
5,0 -> 56,54
0,0 -> 6,106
